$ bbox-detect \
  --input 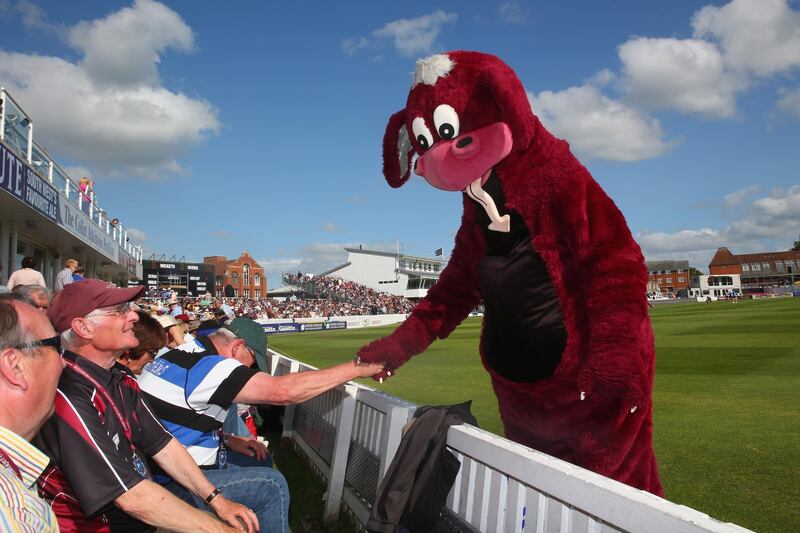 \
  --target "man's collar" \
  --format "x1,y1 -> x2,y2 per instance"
196,335 -> 216,355
62,350 -> 115,386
